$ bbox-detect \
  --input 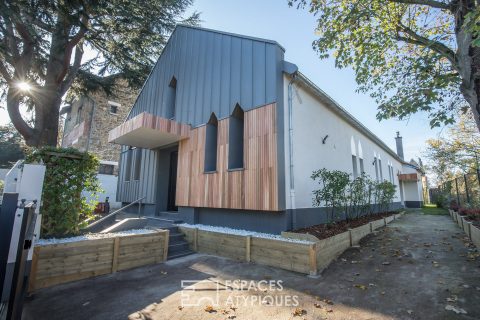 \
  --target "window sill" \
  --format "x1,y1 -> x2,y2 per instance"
227,167 -> 245,172
204,170 -> 217,174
